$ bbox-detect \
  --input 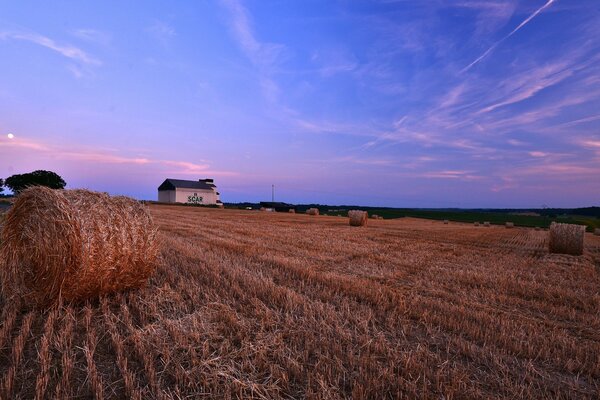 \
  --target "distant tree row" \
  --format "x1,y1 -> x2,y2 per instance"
0,170 -> 66,194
